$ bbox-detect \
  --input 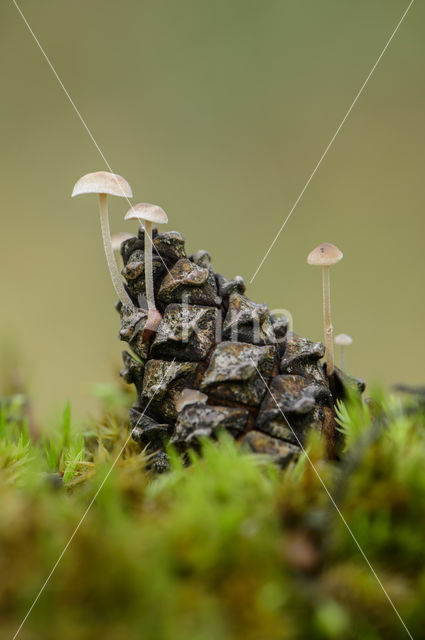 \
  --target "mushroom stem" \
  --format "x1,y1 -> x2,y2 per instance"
340,345 -> 345,370
143,220 -> 156,311
98,193 -> 133,307
322,265 -> 335,376
116,252 -> 124,272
